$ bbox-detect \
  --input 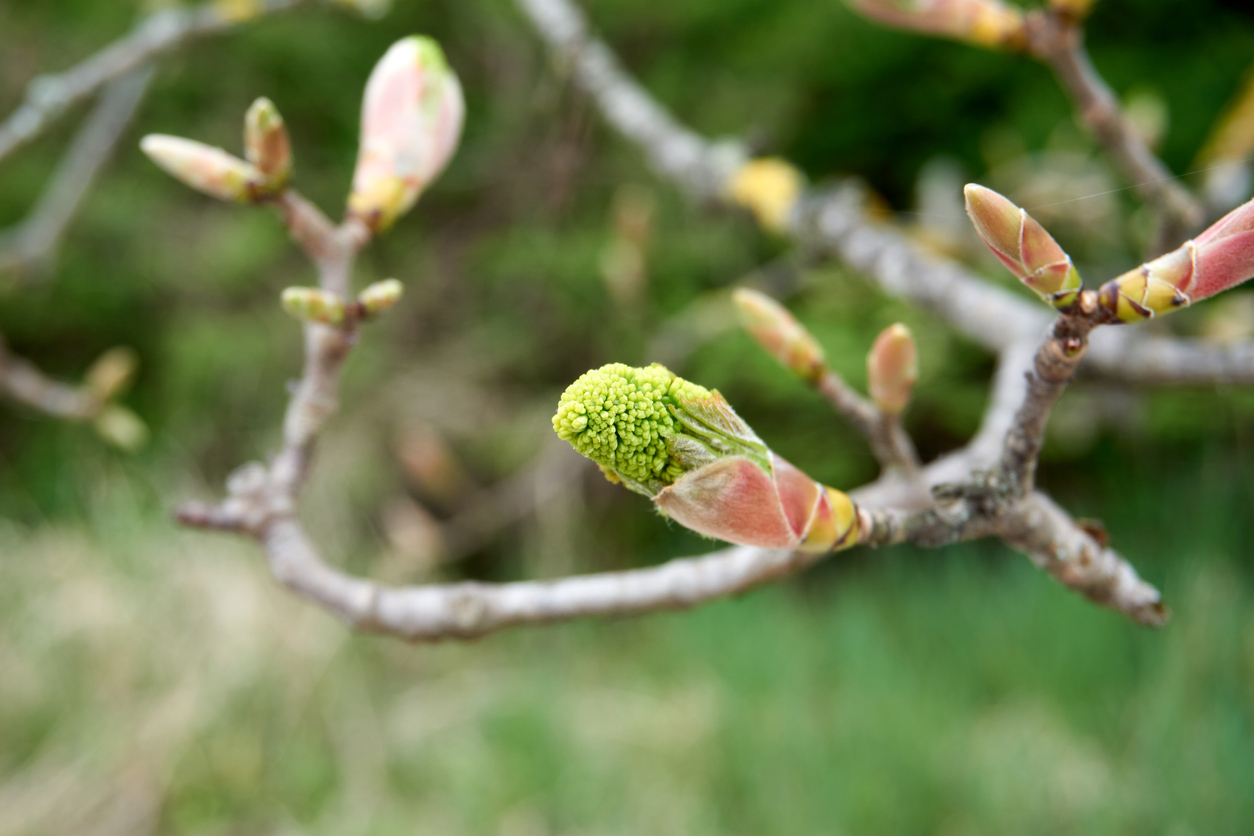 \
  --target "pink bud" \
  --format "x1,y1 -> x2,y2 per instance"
1099,197 -> 1254,322
964,183 -> 1082,308
347,36 -> 465,232
731,288 -> 827,382
653,452 -> 858,553
867,323 -> 918,415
